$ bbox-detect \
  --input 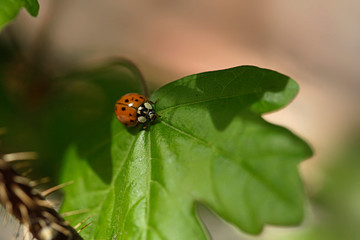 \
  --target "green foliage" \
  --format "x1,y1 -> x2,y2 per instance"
282,131 -> 360,240
0,0 -> 39,31
59,66 -> 312,239
0,59 -> 141,179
